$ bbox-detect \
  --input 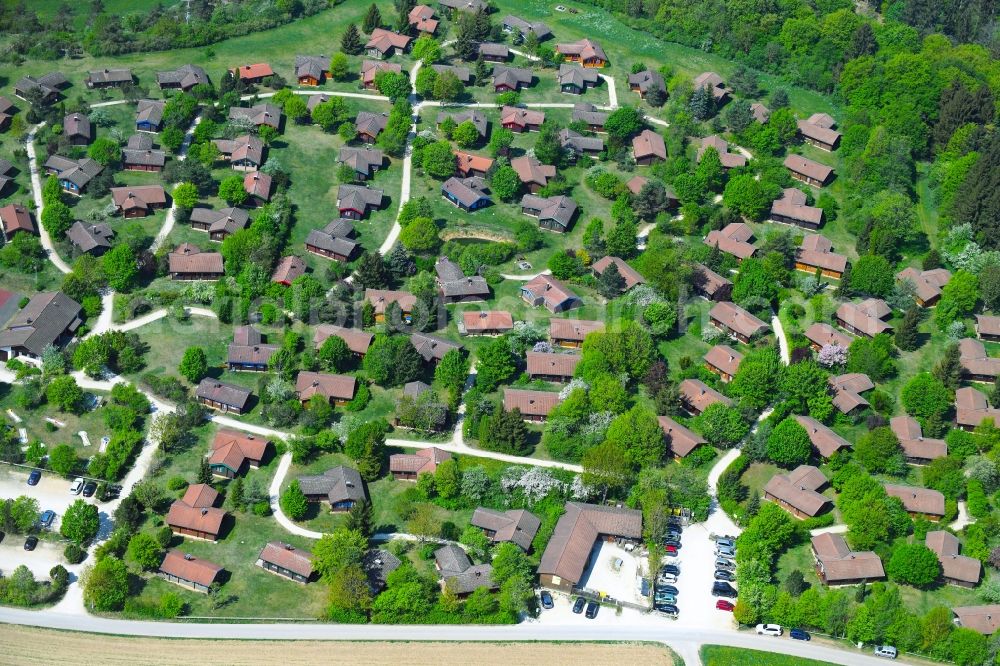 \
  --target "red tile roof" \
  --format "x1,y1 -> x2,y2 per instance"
258,541 -> 313,579
159,549 -> 224,587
